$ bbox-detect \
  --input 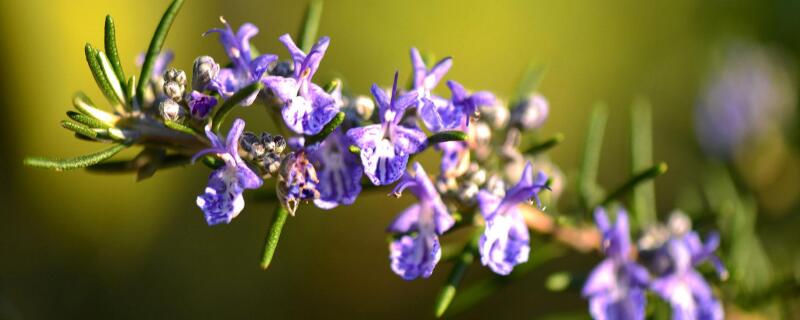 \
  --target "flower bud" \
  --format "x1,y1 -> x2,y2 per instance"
485,174 -> 507,198
262,153 -> 282,177
480,100 -> 510,129
511,93 -> 549,130
164,68 -> 187,85
240,132 -> 266,158
457,182 -> 480,203
192,56 -> 220,90
667,211 -> 692,236
353,95 -> 375,120
163,81 -> 184,102
158,99 -> 185,122
270,60 -> 294,78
